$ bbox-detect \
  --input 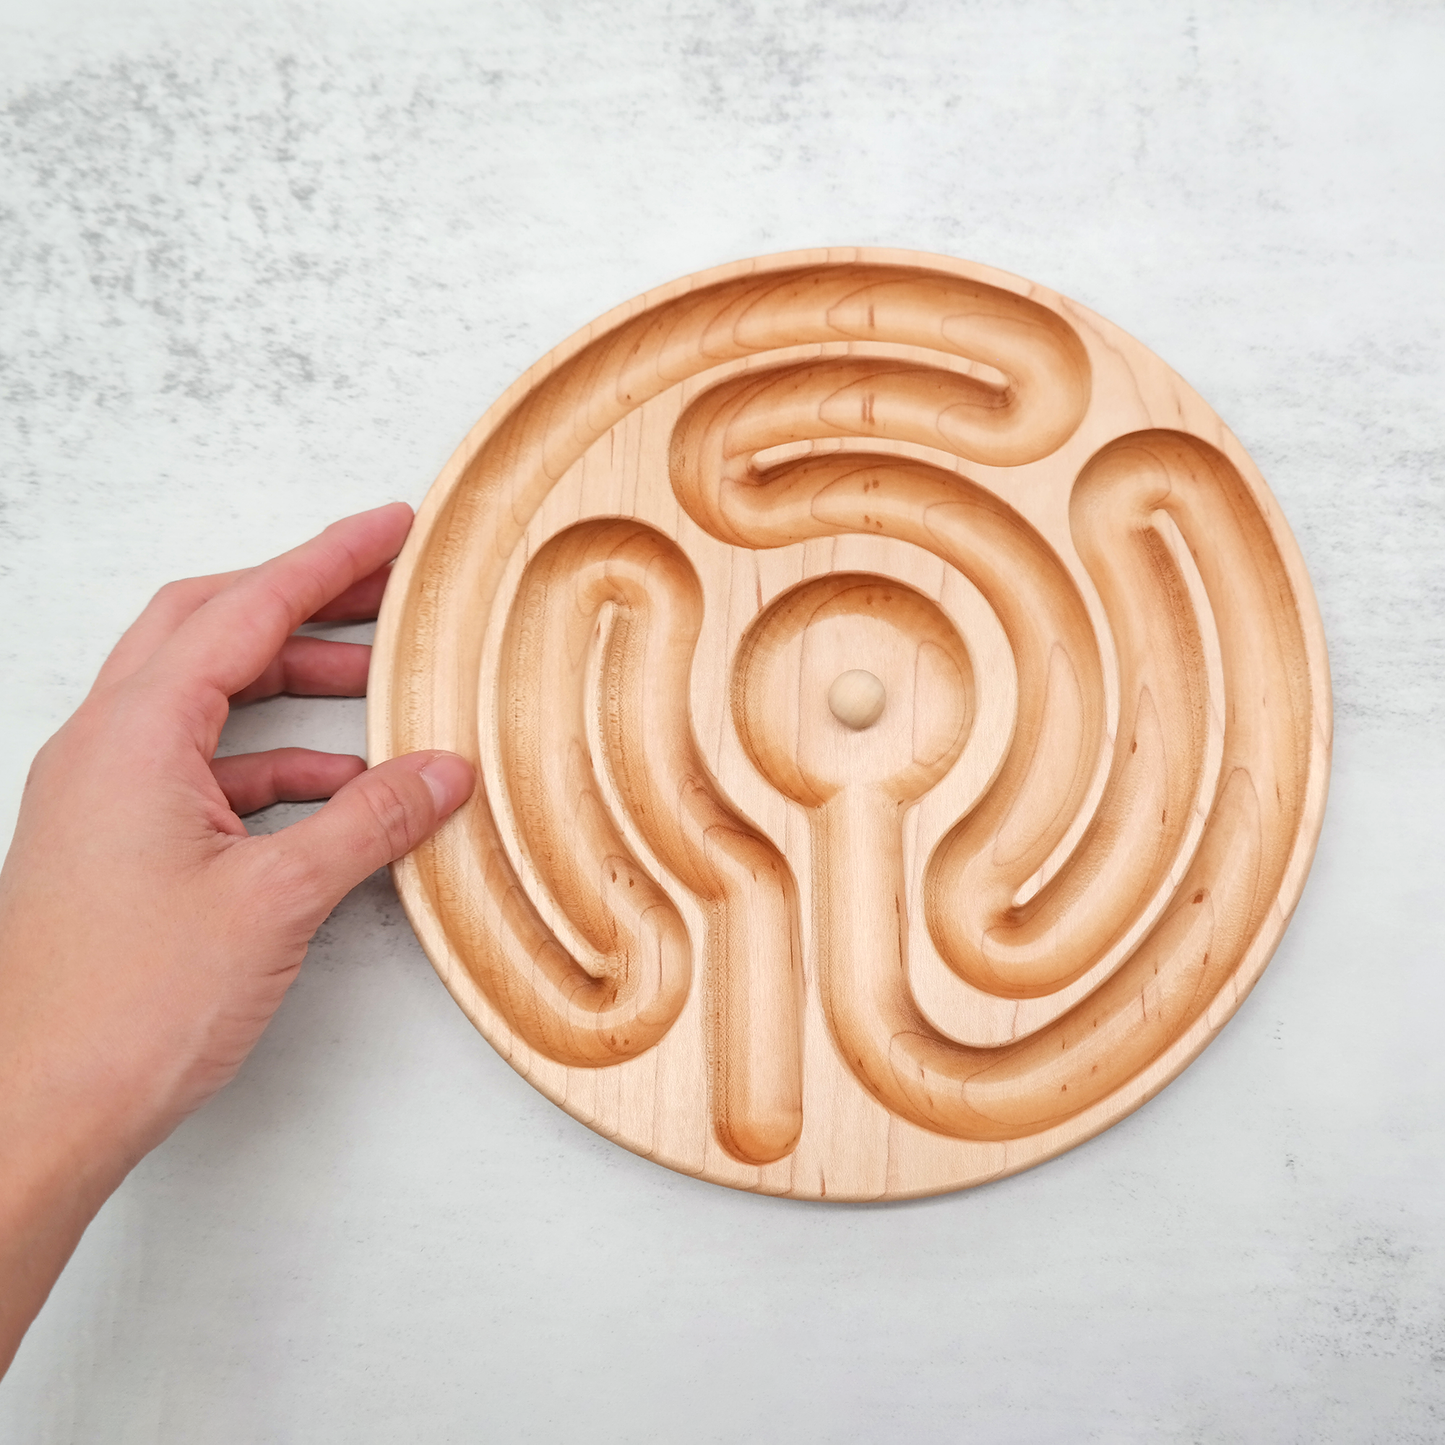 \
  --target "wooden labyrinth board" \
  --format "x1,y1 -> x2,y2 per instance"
369,248 -> 1331,1200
